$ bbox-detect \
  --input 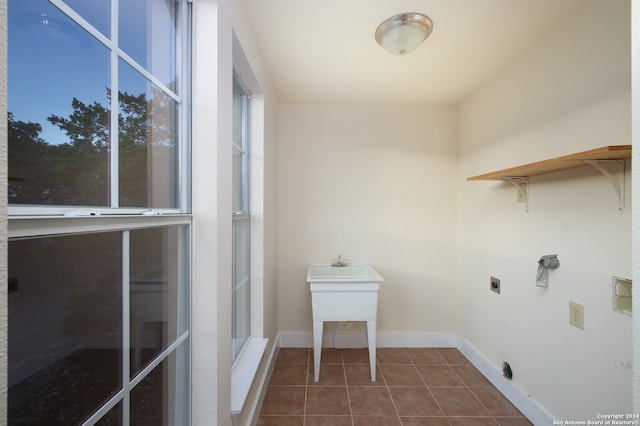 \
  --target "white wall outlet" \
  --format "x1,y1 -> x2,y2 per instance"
569,301 -> 584,329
